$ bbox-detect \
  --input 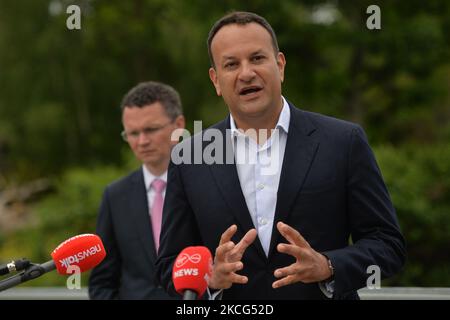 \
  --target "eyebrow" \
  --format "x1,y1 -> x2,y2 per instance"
222,55 -> 236,62
221,50 -> 266,62
250,50 -> 265,56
